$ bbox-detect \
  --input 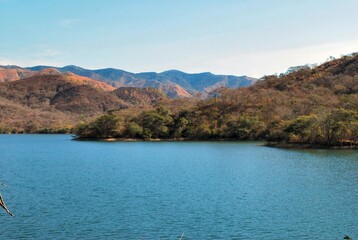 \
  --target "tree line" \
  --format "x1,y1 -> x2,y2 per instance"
74,106 -> 358,147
